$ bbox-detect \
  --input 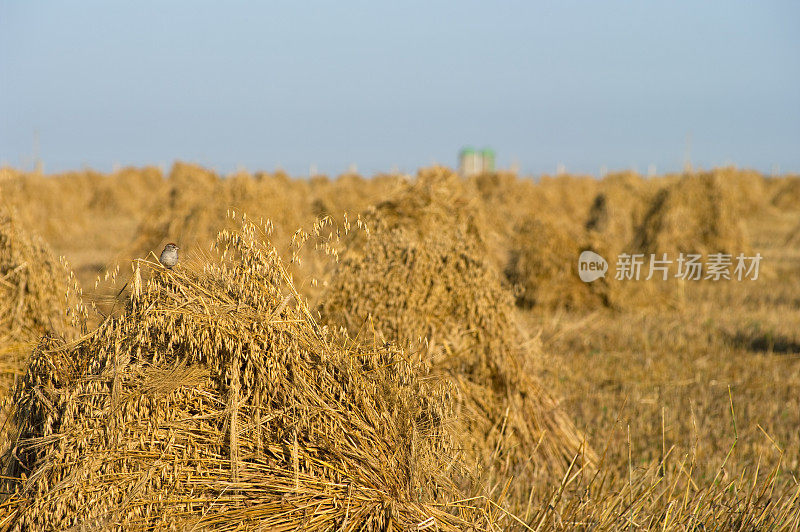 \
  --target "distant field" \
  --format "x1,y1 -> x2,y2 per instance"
0,163 -> 799,530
